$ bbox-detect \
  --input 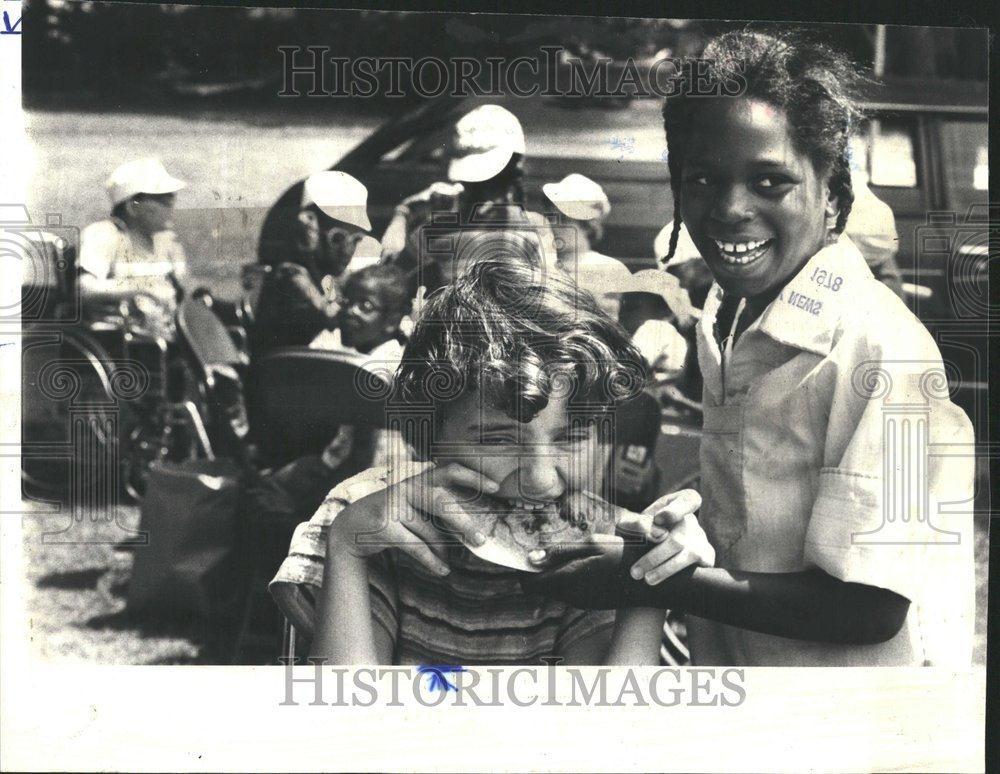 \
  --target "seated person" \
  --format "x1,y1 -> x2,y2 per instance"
309,264 -> 410,364
252,171 -> 371,354
79,157 -> 189,338
306,257 -> 675,665
252,264 -> 411,524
